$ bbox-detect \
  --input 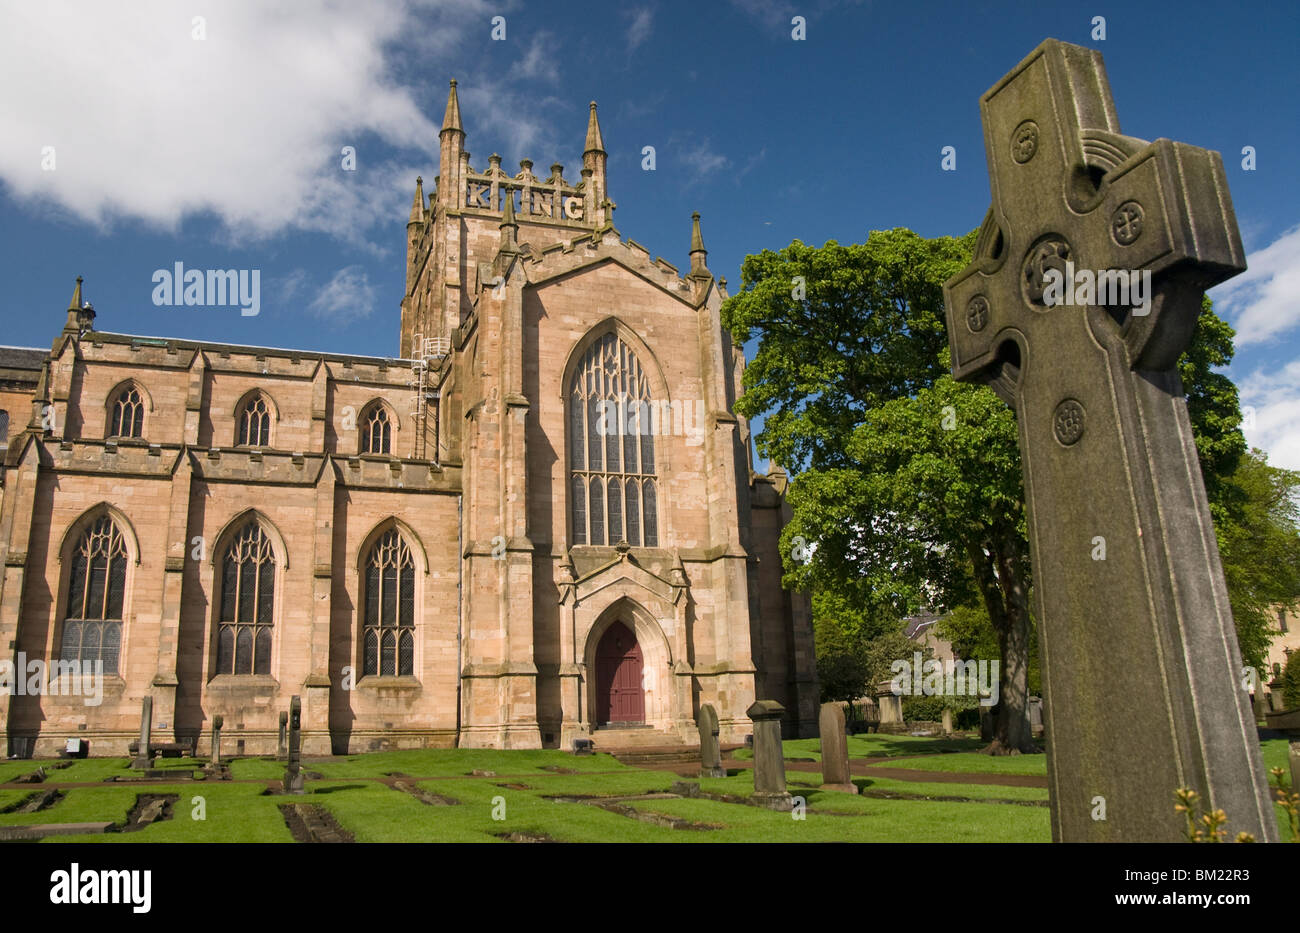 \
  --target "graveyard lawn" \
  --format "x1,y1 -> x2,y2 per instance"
0,739 -> 1288,842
